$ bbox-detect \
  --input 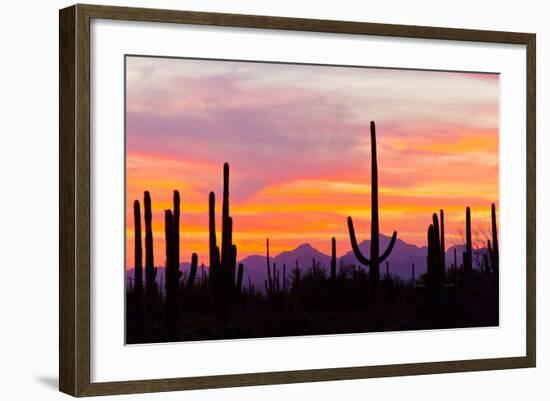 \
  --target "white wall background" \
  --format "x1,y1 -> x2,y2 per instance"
0,0 -> 546,399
